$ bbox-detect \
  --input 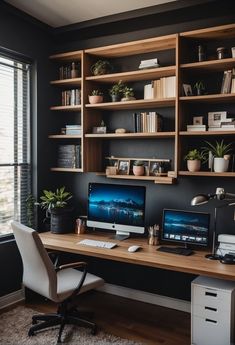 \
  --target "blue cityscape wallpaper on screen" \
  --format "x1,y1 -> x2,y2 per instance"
163,210 -> 210,245
88,183 -> 145,226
